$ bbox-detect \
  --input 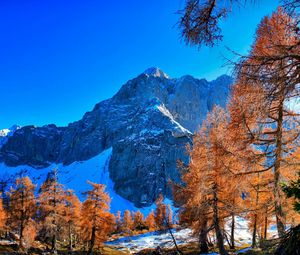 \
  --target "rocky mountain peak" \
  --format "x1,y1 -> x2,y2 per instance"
143,67 -> 169,79
0,68 -> 233,207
